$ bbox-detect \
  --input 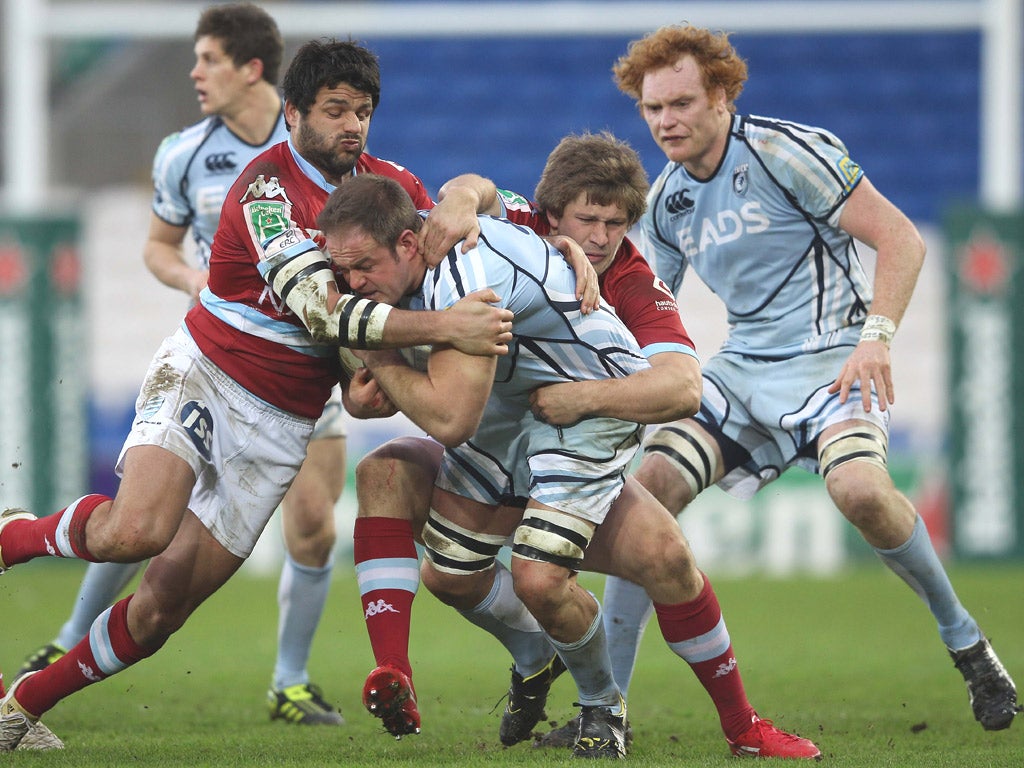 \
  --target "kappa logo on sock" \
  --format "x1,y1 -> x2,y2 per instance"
77,660 -> 101,682
714,656 -> 737,678
364,598 -> 400,618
